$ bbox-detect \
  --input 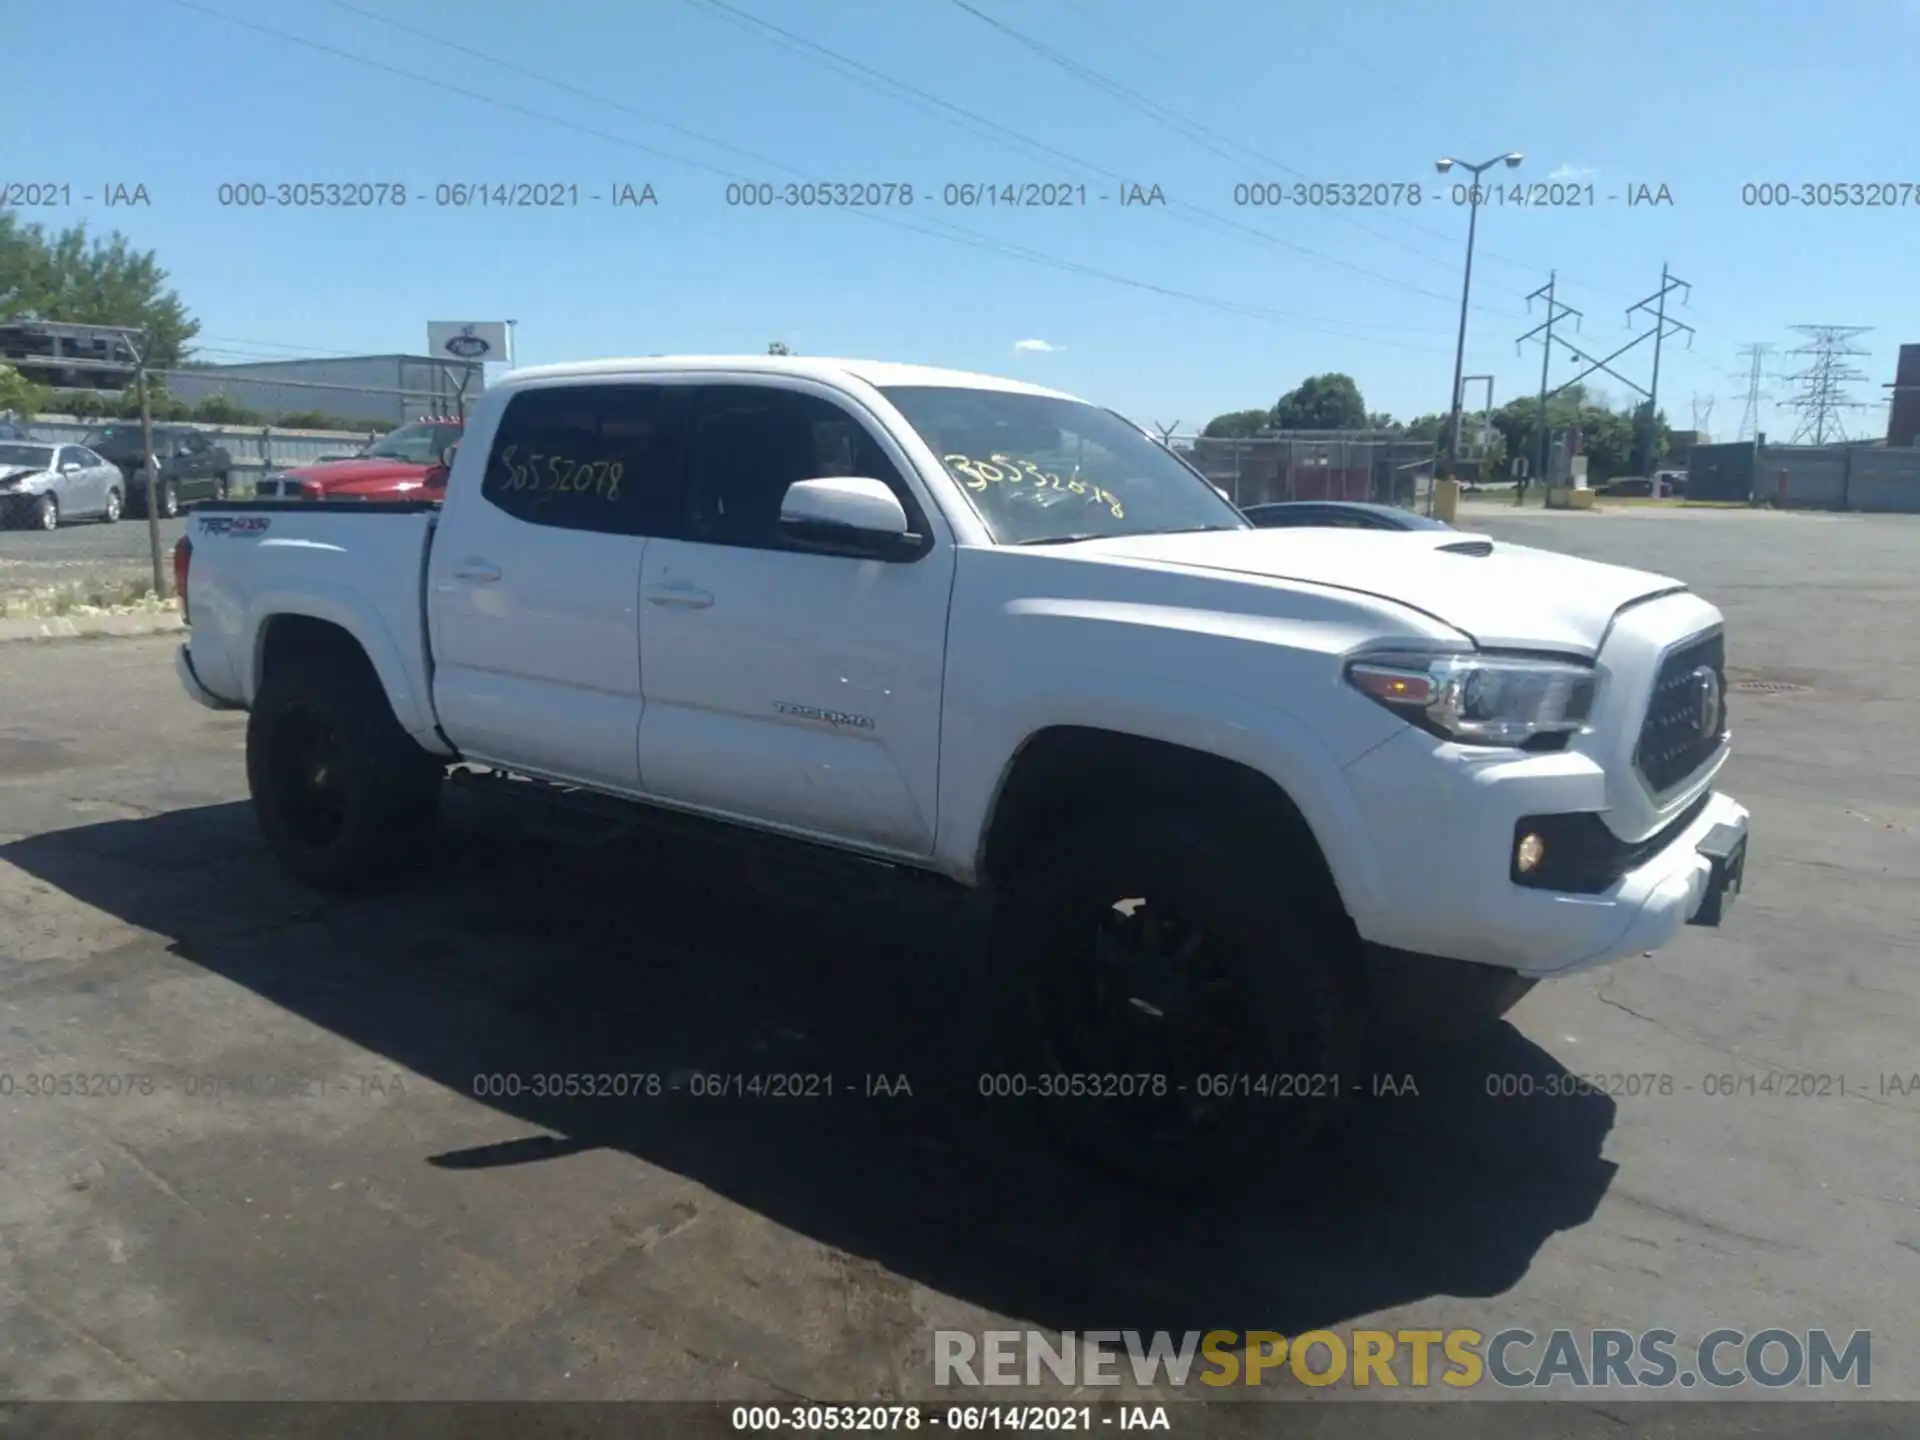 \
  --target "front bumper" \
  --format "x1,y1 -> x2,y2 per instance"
1341,723 -> 1750,978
